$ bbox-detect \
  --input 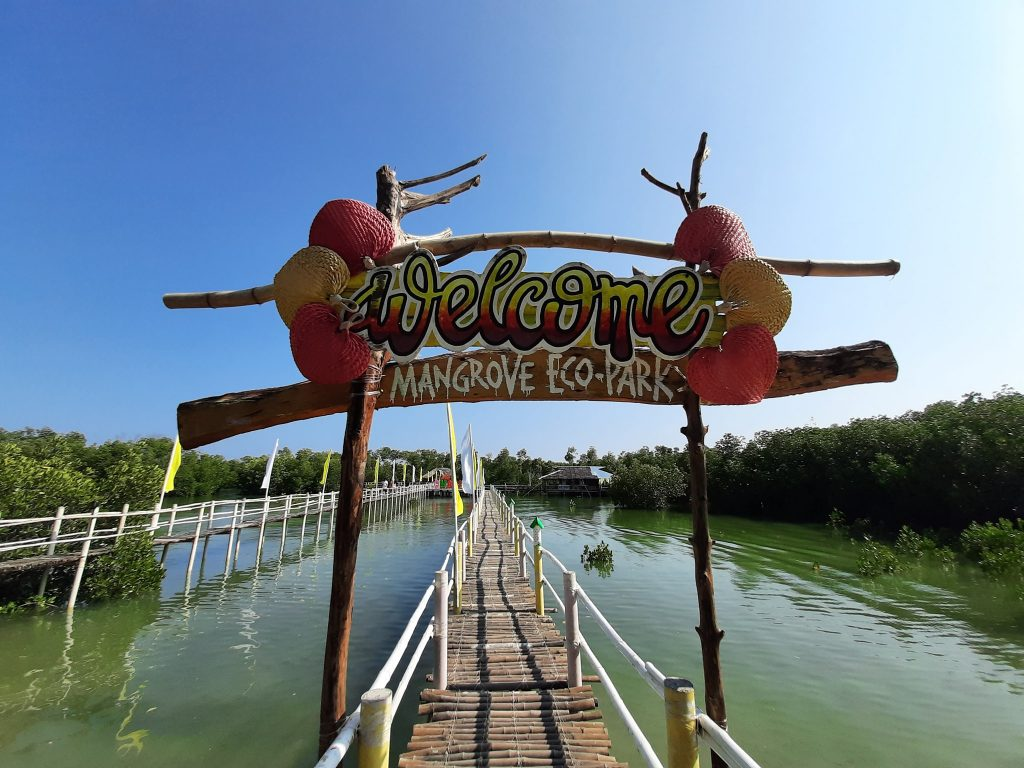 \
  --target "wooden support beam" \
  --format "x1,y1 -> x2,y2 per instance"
176,341 -> 897,449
